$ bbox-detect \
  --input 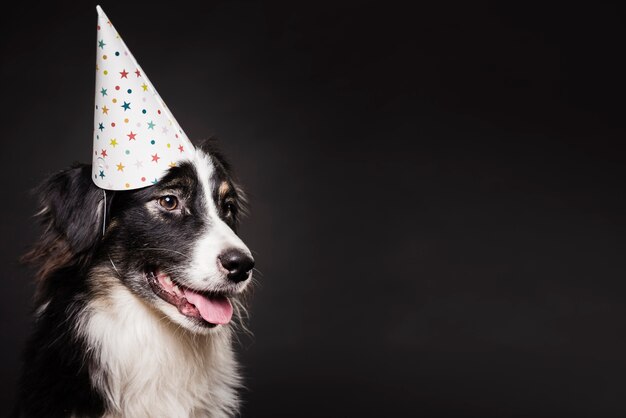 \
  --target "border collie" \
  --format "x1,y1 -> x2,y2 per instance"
15,140 -> 254,418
